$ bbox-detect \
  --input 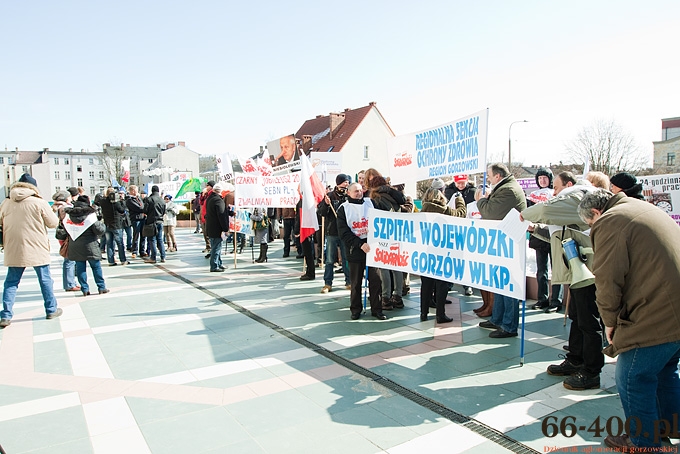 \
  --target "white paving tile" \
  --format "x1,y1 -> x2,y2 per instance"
0,392 -> 81,422
65,335 -> 114,379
